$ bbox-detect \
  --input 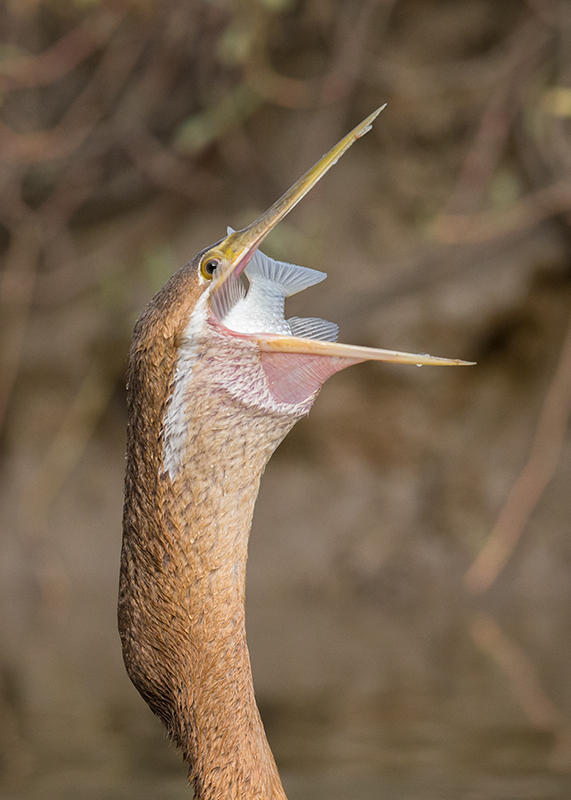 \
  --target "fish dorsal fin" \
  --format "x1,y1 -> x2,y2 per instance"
288,316 -> 339,342
246,249 -> 327,297
226,227 -> 327,297
222,226 -> 332,338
